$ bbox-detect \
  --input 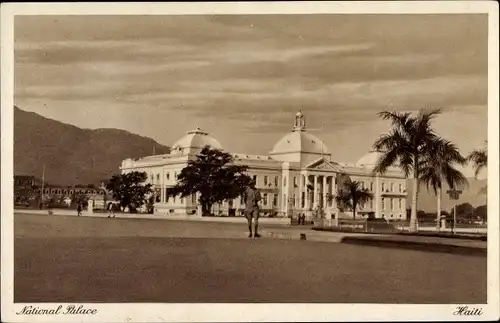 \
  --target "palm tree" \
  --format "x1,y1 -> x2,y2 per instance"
419,138 -> 468,231
467,141 -> 488,207
467,141 -> 487,179
335,180 -> 373,220
373,108 -> 442,232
